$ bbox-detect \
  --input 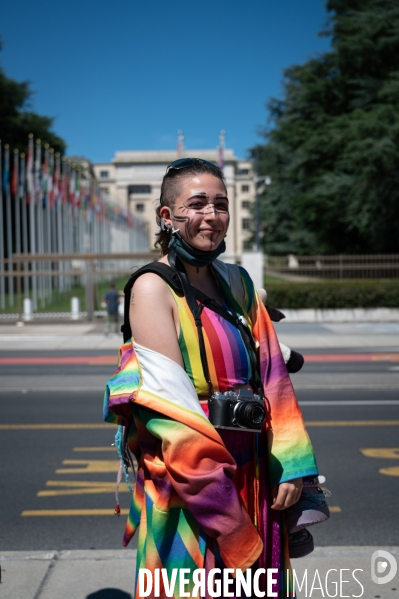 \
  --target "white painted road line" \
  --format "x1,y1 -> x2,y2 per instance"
299,400 -> 399,405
